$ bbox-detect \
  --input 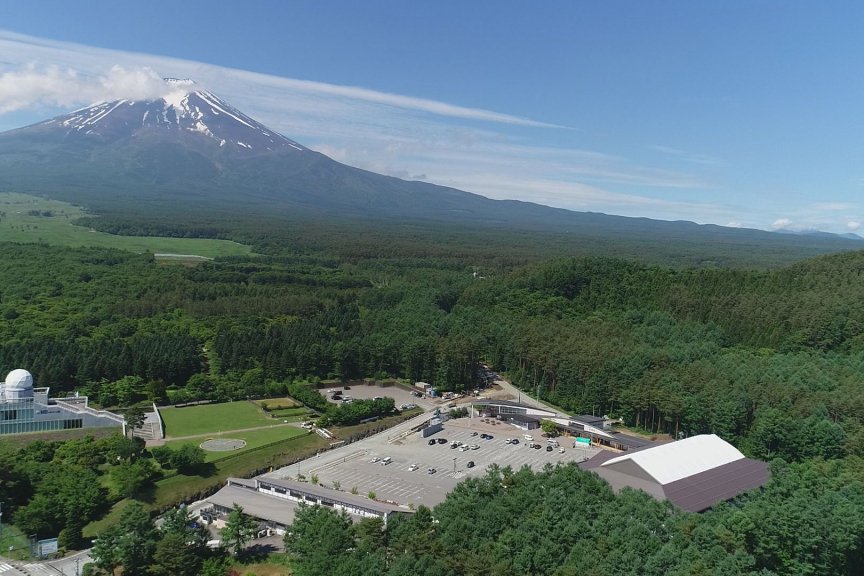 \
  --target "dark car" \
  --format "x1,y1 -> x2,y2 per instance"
511,438 -> 520,445
437,438 -> 448,444
546,445 -> 553,452
467,461 -> 475,468
428,439 -> 436,445
344,386 -> 351,390
533,444 -> 542,449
